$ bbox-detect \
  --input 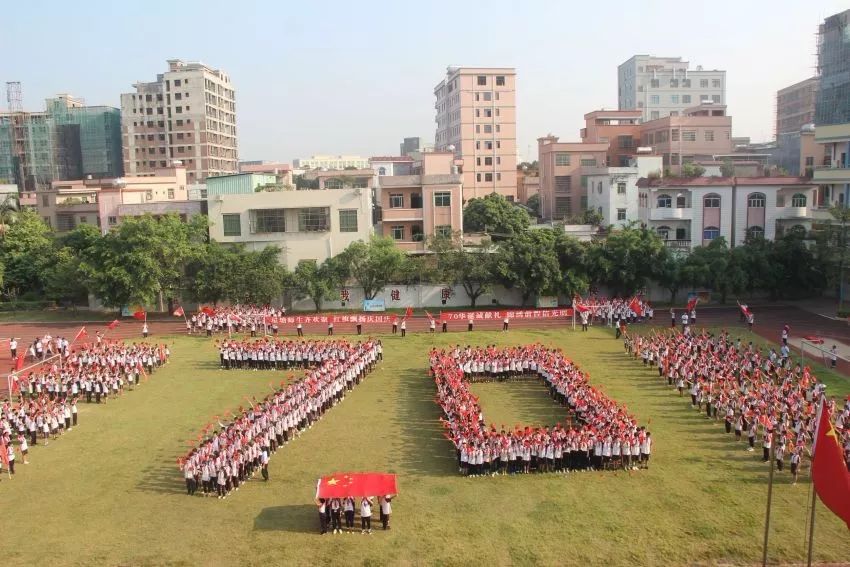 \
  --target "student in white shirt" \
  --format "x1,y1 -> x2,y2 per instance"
360,497 -> 373,534
379,495 -> 393,530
